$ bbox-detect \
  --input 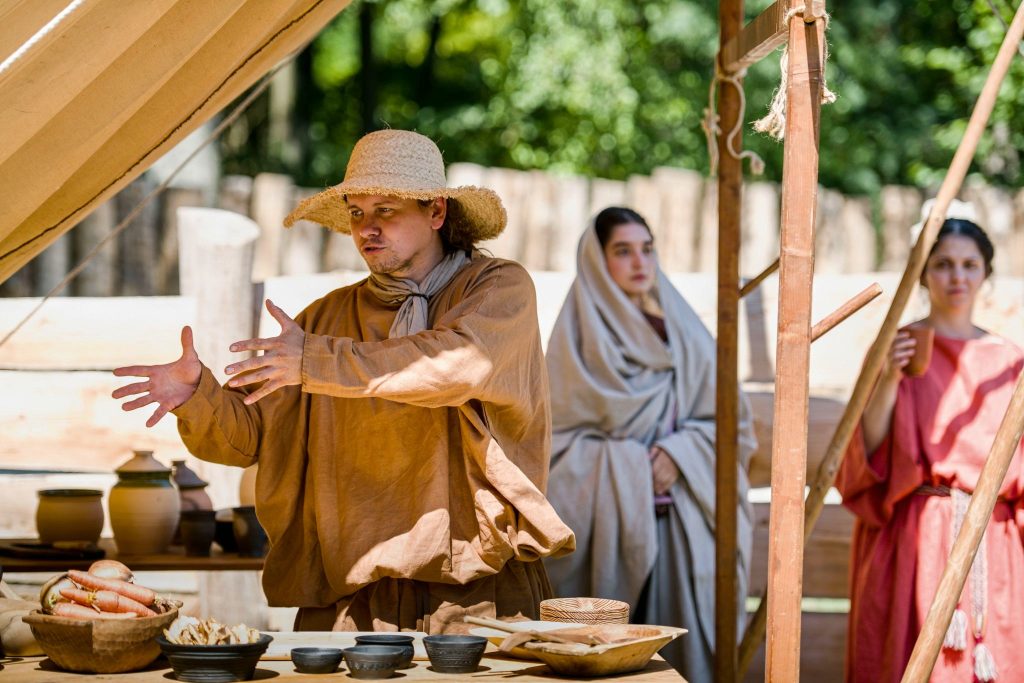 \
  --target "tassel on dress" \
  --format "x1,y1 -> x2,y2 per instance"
943,608 -> 968,651
974,640 -> 998,681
